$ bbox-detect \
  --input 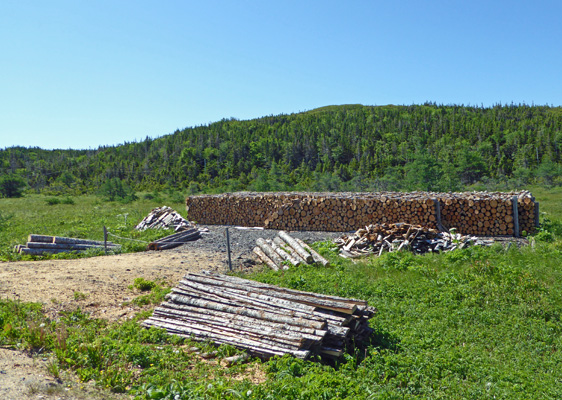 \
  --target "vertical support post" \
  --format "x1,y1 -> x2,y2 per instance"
535,202 -> 540,229
103,226 -> 108,254
225,227 -> 232,271
511,196 -> 519,237
432,198 -> 445,232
